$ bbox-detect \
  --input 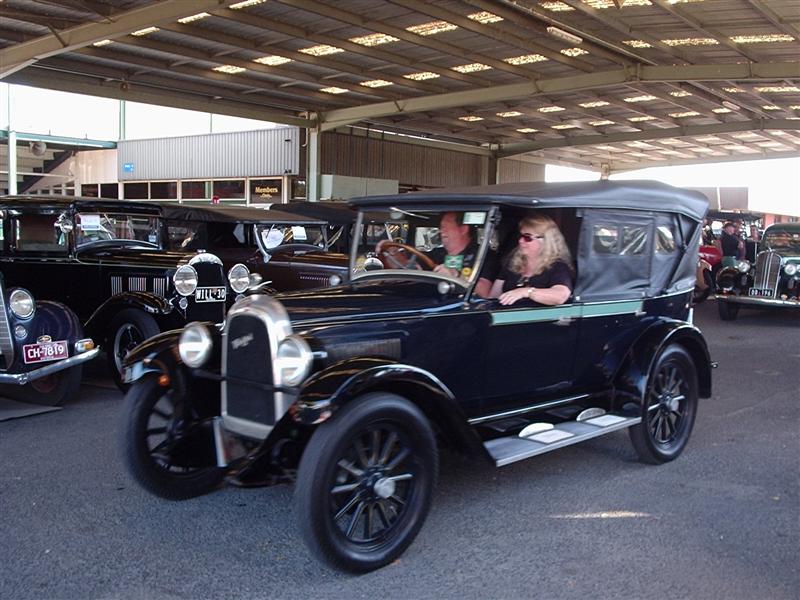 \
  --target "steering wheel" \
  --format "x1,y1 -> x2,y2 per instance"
378,242 -> 437,270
